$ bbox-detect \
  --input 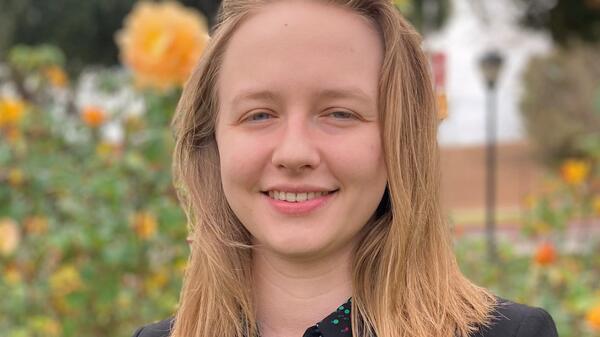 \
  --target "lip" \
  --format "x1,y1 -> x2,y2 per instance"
262,190 -> 338,215
261,184 -> 338,194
